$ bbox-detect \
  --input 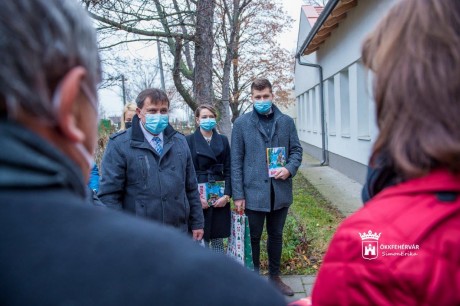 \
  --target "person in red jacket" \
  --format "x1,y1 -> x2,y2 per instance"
312,0 -> 460,305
